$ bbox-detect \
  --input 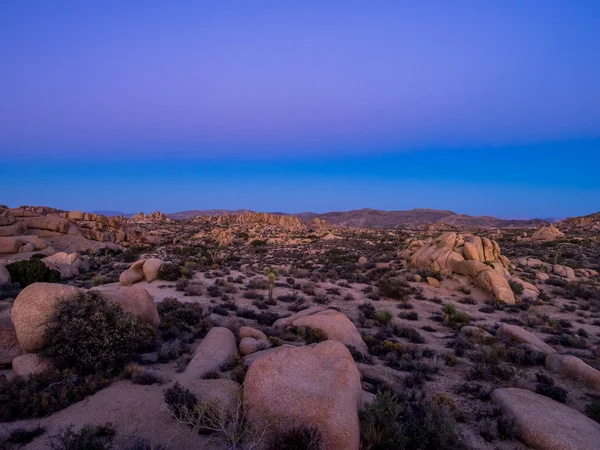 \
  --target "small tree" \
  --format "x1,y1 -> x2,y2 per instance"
263,267 -> 279,303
